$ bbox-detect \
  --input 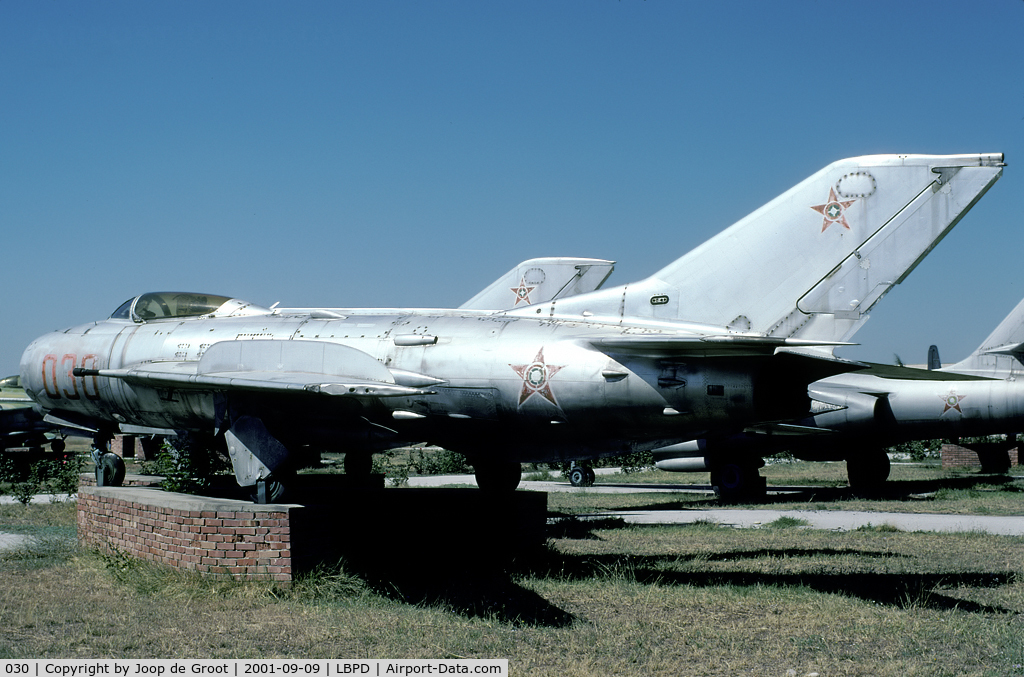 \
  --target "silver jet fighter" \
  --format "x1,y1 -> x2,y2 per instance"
655,293 -> 1024,496
19,154 -> 1004,501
